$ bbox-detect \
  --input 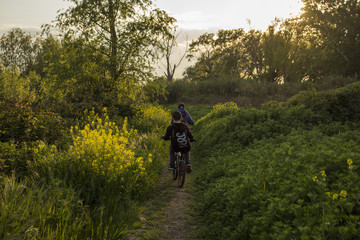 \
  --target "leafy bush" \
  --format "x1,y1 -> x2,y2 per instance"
132,104 -> 171,133
287,81 -> 360,123
191,82 -> 360,239
194,102 -> 319,158
193,129 -> 360,239
0,99 -> 65,144
0,142 -> 31,177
